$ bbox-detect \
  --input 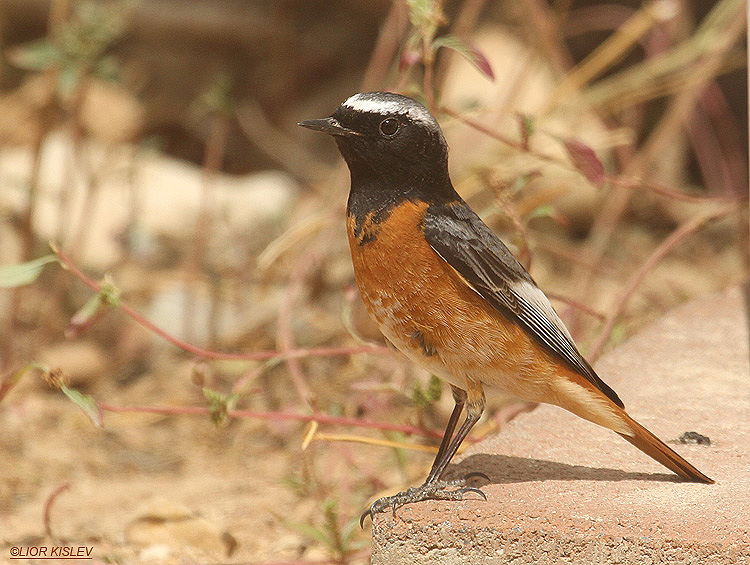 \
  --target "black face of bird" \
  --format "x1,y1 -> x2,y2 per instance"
299,91 -> 450,189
